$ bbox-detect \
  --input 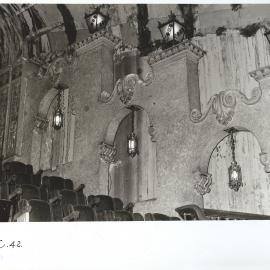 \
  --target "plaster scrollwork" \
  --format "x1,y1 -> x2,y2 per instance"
99,67 -> 154,104
194,171 -> 213,196
259,152 -> 270,176
34,114 -> 49,132
190,86 -> 262,126
99,142 -> 117,164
